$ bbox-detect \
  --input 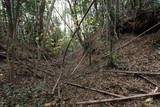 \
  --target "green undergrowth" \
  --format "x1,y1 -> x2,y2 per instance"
1,82 -> 46,107
105,51 -> 129,70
